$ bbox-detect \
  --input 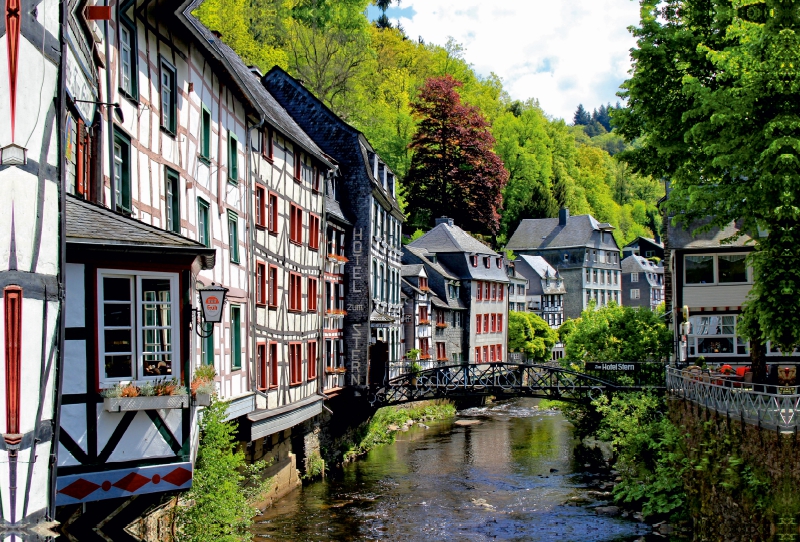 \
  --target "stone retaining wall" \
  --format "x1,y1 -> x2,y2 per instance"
669,398 -> 800,541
